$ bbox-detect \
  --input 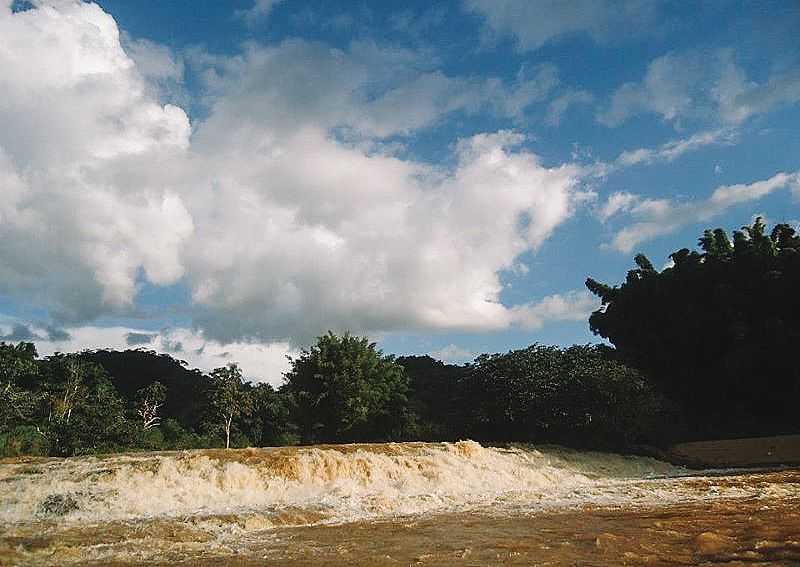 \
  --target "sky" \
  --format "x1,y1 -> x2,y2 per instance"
0,0 -> 798,385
